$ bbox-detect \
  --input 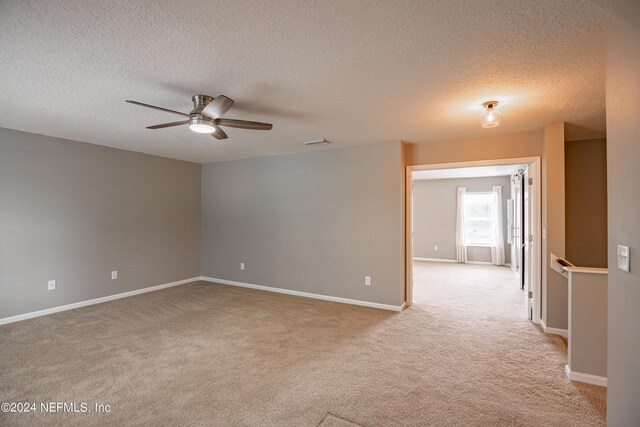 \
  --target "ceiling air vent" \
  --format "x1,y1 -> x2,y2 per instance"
302,138 -> 332,146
